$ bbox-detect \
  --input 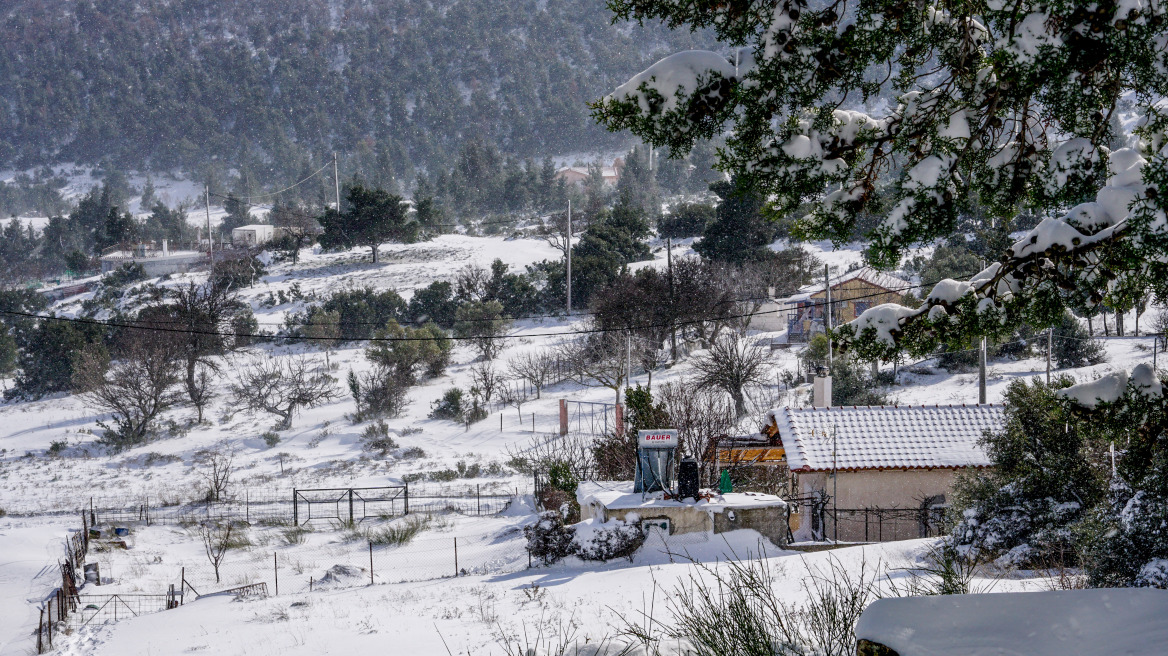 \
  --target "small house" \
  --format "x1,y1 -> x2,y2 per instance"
231,224 -> 275,247
554,159 -> 624,188
715,404 -> 1002,542
753,267 -> 908,340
